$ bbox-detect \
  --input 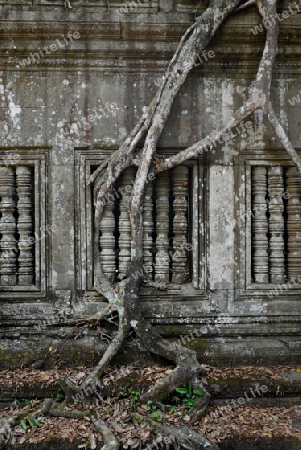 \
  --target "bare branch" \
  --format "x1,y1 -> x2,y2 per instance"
129,0 -> 243,264
234,0 -> 255,12
92,0 -> 242,213
156,106 -> 254,173
267,102 -> 301,174
156,0 -> 279,173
